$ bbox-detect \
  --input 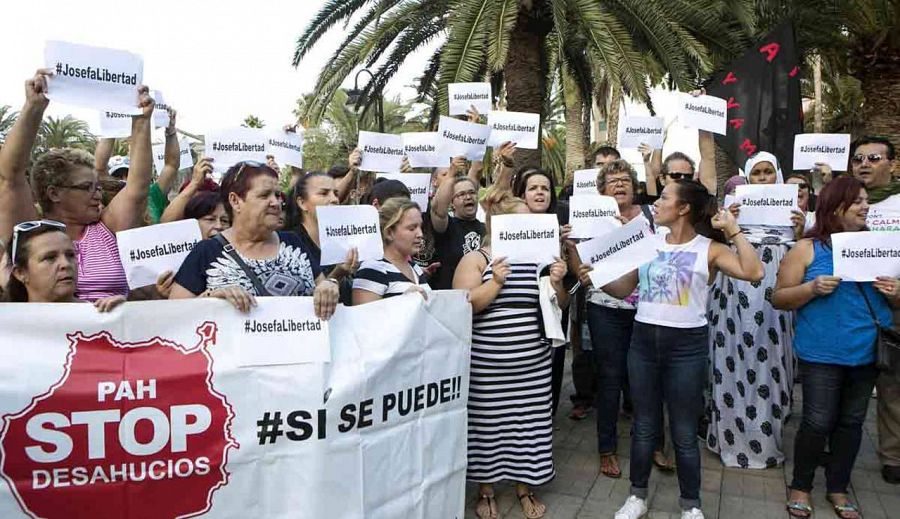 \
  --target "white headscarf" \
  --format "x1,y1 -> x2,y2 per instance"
742,151 -> 784,184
